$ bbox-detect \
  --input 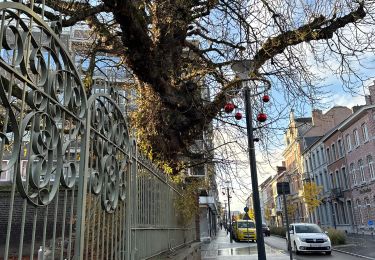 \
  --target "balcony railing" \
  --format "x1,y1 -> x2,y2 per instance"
331,188 -> 344,198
